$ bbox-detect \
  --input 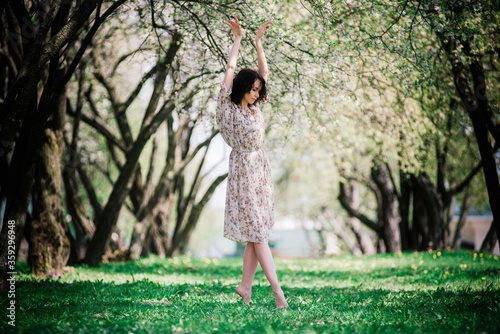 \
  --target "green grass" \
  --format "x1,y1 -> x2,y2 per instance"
1,250 -> 500,333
